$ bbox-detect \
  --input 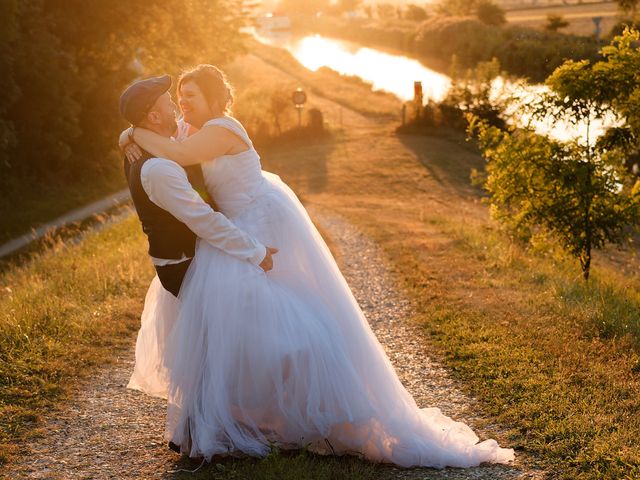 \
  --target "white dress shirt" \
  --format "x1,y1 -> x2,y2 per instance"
140,157 -> 266,267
